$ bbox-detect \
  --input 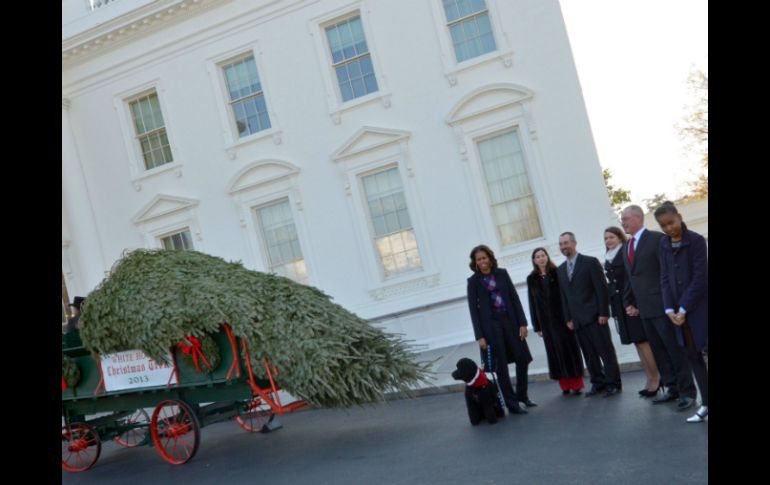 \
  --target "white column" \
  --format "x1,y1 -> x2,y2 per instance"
62,97 -> 108,294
